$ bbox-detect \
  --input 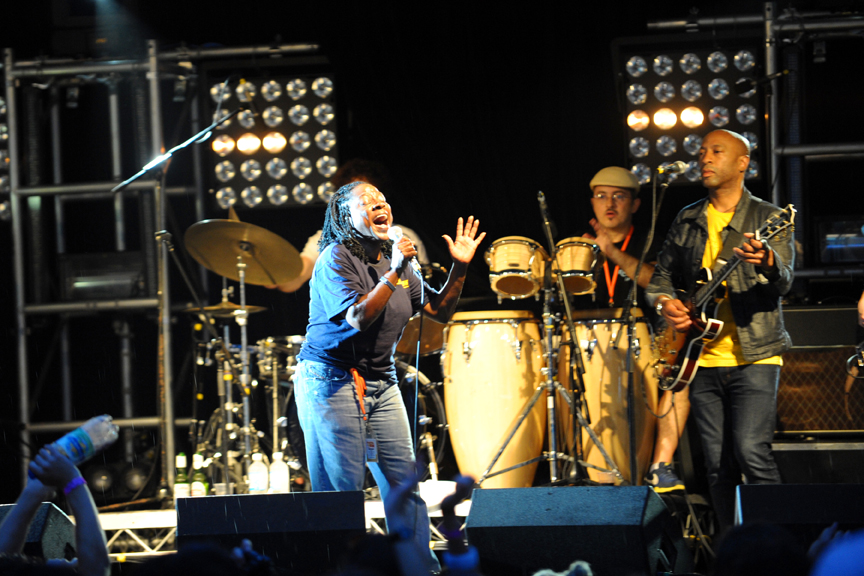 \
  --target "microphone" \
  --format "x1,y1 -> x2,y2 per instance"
537,191 -> 557,237
734,70 -> 789,95
387,226 -> 423,276
657,160 -> 688,174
